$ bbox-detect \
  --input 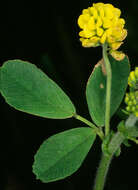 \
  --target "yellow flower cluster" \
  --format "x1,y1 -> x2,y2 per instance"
78,3 -> 127,50
128,67 -> 138,89
125,91 -> 138,117
125,68 -> 138,117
